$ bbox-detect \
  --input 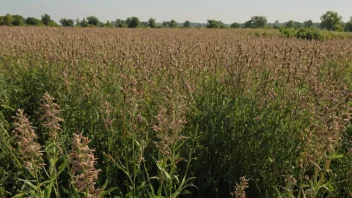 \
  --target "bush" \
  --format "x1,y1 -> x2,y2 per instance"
279,27 -> 297,38
296,27 -> 325,40
280,27 -> 328,40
